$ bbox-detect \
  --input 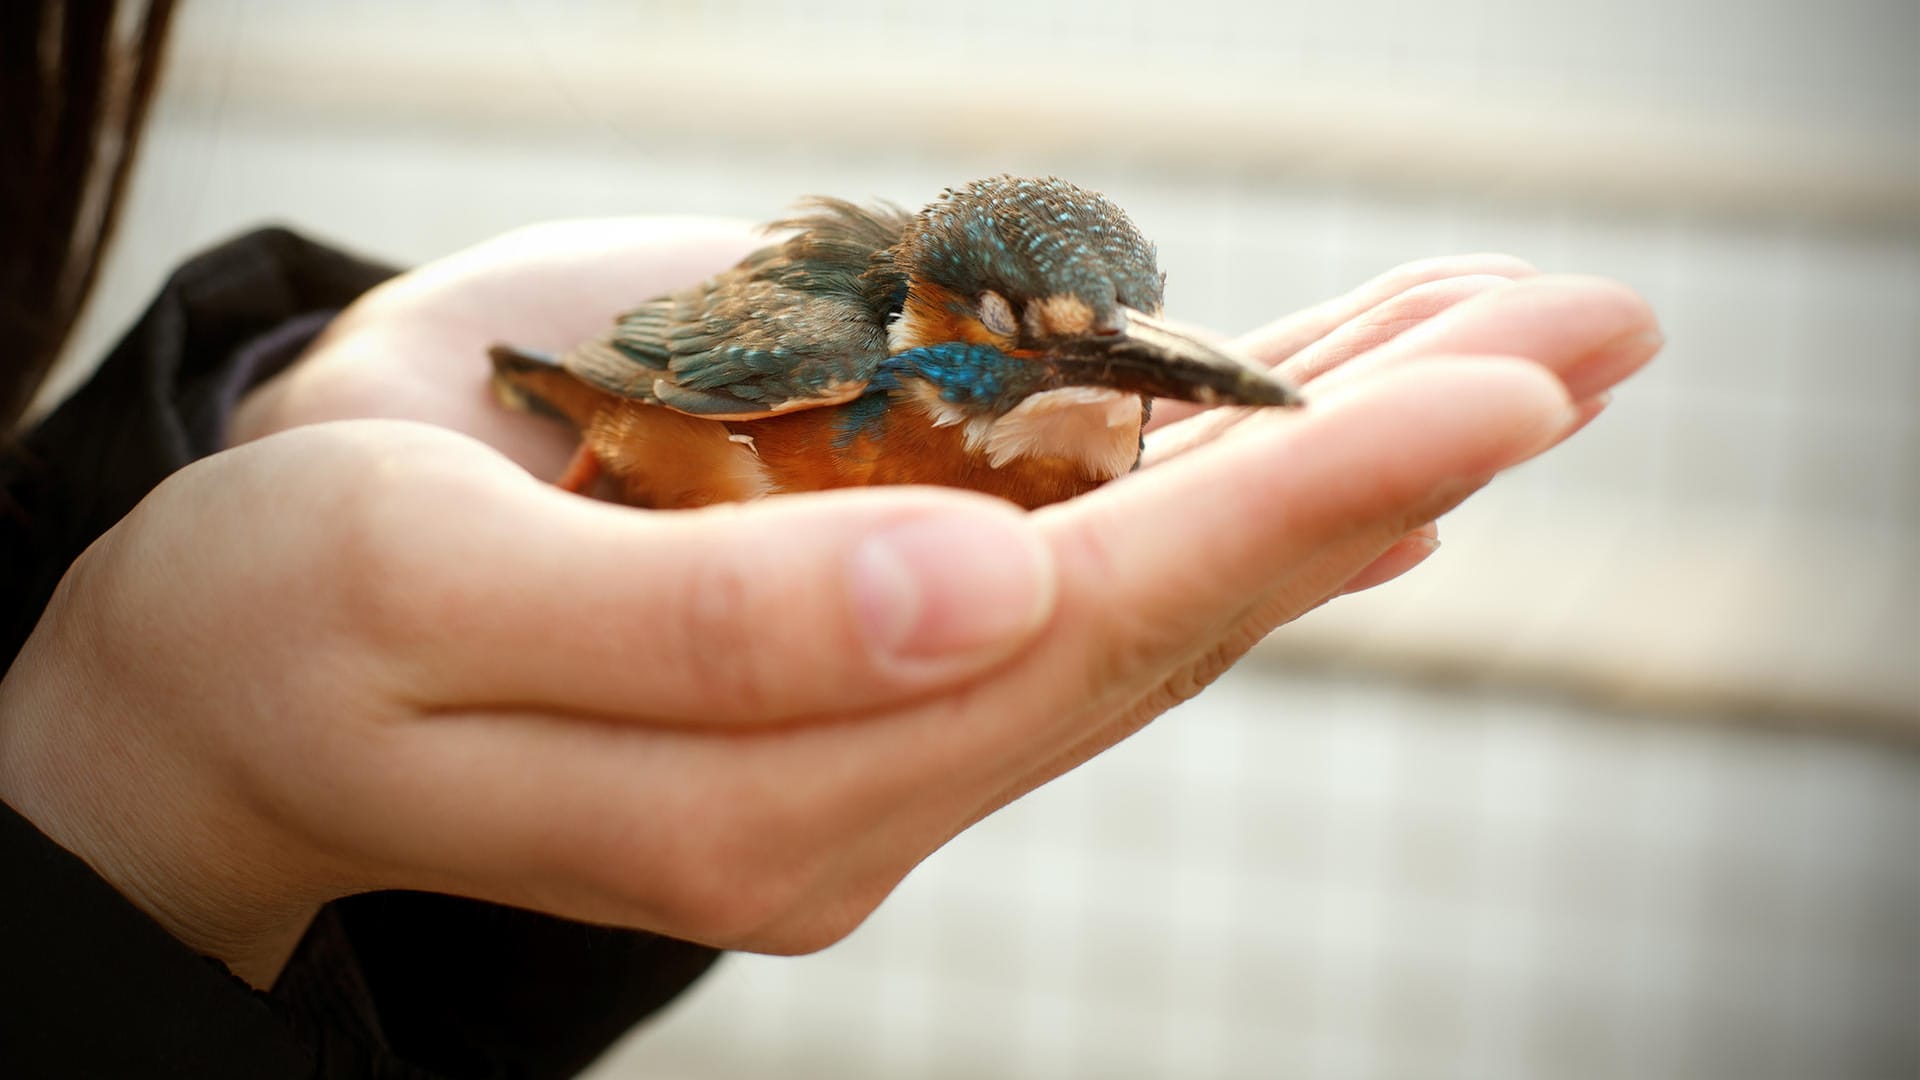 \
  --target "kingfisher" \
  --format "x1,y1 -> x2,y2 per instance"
490,175 -> 1303,510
